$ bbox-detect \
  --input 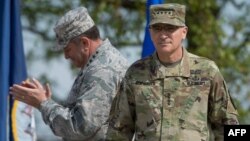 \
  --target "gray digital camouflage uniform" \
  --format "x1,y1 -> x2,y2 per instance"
39,39 -> 129,141
106,47 -> 239,141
